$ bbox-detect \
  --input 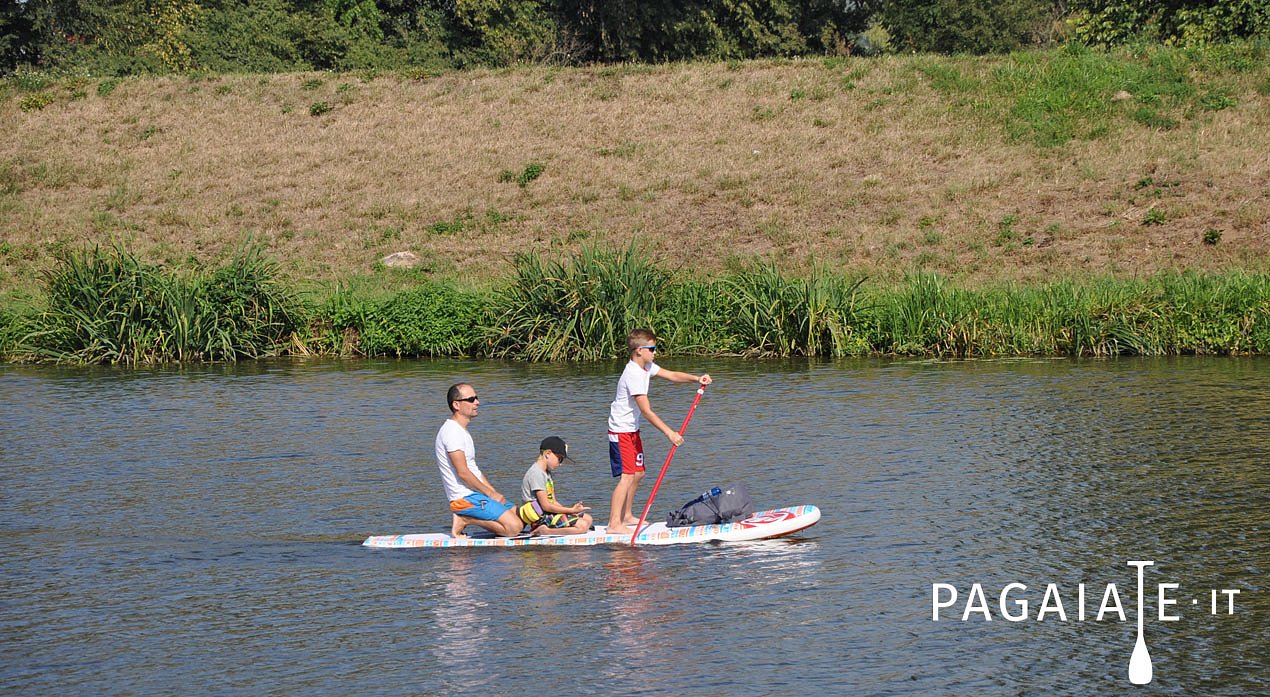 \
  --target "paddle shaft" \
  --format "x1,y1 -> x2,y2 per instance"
630,384 -> 707,545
